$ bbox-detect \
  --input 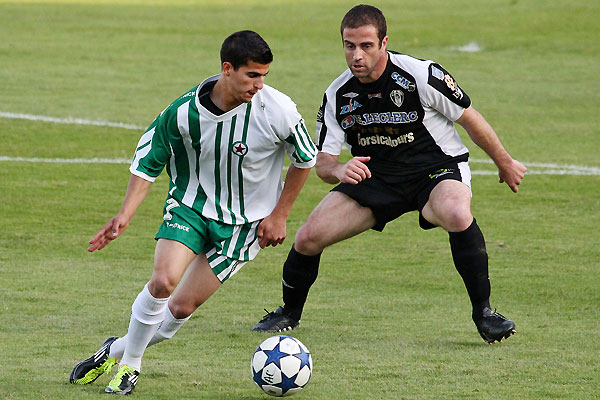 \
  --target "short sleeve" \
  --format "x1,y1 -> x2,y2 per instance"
424,63 -> 471,121
129,111 -> 172,181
